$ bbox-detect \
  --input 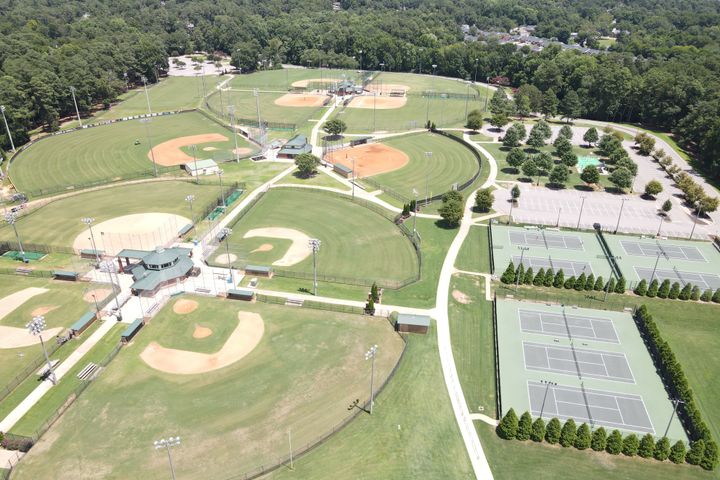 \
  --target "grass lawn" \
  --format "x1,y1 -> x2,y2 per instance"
455,225 -> 491,273
269,323 -> 474,479
229,67 -> 359,90
209,89 -> 327,127
277,170 -> 349,190
12,298 -> 404,480
0,253 -> 94,274
220,188 -> 419,285
368,132 -> 479,201
449,274 -> 496,417
11,111 -> 257,195
0,181 -> 220,248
